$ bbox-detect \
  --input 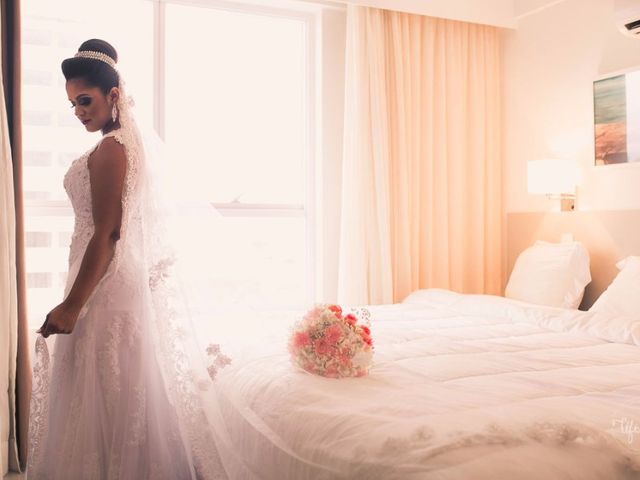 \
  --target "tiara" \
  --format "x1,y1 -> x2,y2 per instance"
73,50 -> 117,69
